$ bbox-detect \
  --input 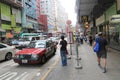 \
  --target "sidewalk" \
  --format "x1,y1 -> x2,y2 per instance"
45,42 -> 120,80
